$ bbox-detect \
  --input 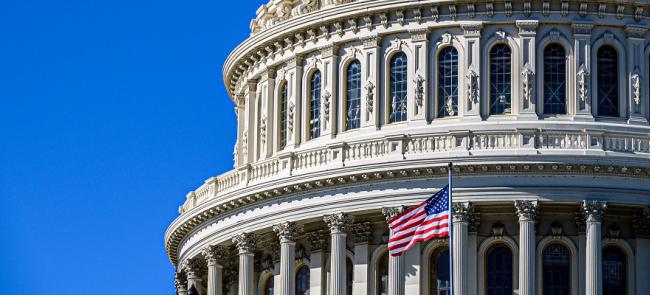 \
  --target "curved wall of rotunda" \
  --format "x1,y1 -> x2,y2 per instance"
167,1 -> 650,295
